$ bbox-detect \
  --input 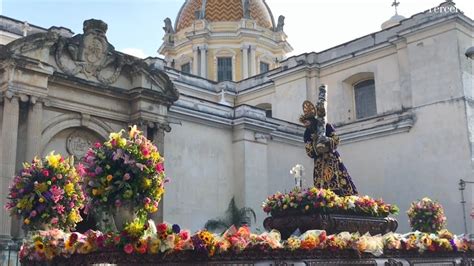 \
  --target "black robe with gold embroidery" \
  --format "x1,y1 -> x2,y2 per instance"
304,123 -> 358,196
